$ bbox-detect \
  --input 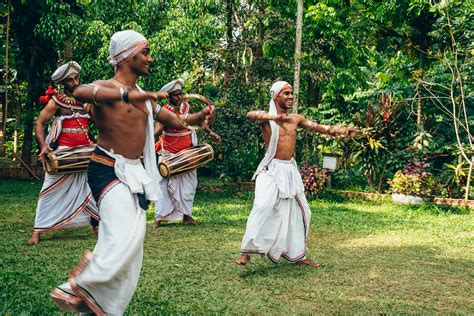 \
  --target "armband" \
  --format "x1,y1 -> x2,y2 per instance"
255,111 -> 264,120
91,84 -> 102,106
153,105 -> 161,119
